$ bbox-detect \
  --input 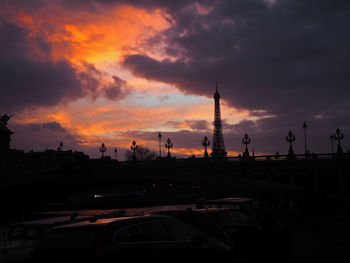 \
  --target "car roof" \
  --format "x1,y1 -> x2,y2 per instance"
195,207 -> 242,213
153,209 -> 199,215
9,216 -> 90,227
52,215 -> 171,230
153,207 -> 241,215
199,197 -> 254,205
